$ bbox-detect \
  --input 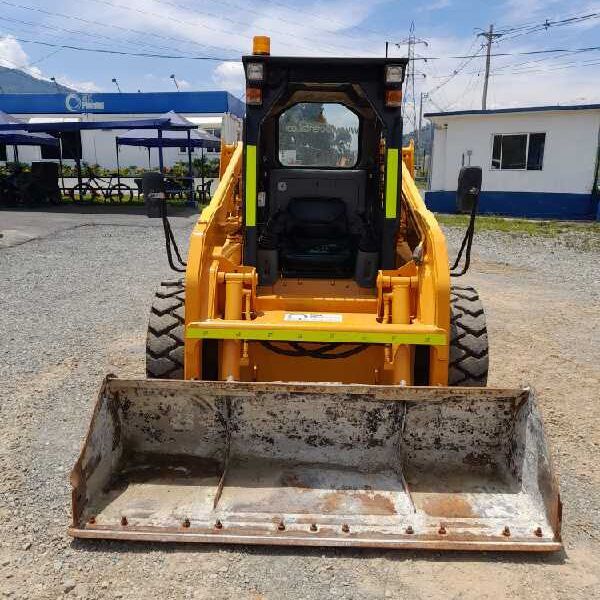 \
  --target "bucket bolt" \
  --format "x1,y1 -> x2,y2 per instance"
438,525 -> 447,535
277,520 -> 285,531
341,523 -> 350,533
405,525 -> 414,535
214,519 -> 223,530
310,523 -> 318,532
502,526 -> 511,537
87,516 -> 96,525
182,518 -> 191,529
534,527 -> 543,538
120,516 -> 128,527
